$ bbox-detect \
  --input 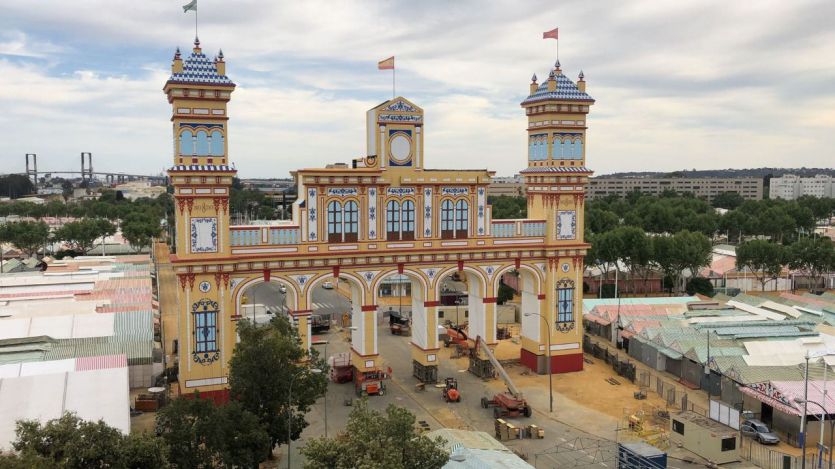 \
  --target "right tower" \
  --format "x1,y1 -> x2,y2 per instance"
520,60 -> 594,373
